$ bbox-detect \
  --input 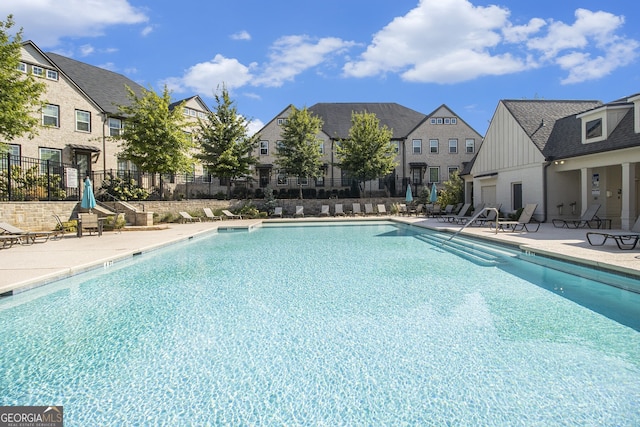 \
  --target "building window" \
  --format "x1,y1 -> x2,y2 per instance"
318,141 -> 324,154
391,141 -> 399,153
109,118 -> 123,136
277,118 -> 289,126
276,170 -> 287,185
46,69 -> 58,80
42,104 -> 59,127
39,148 -> 62,173
17,62 -> 26,73
448,167 -> 458,177
444,118 -> 451,124
512,182 -> 523,211
437,118 -> 443,124
298,177 -> 309,186
276,140 -> 284,152
429,139 -> 439,153
75,110 -> 91,132
586,118 -> 602,139
451,118 -> 457,124
429,167 -> 440,183
448,139 -> 458,154
412,139 -> 422,154
430,118 -> 437,125
465,138 -> 475,153
259,140 -> 269,155
32,66 -> 44,77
